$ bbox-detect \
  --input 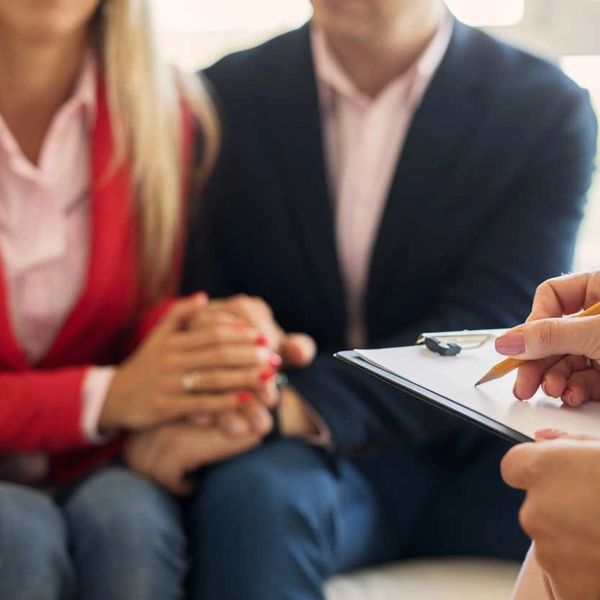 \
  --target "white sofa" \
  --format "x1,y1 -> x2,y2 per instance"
326,559 -> 520,600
